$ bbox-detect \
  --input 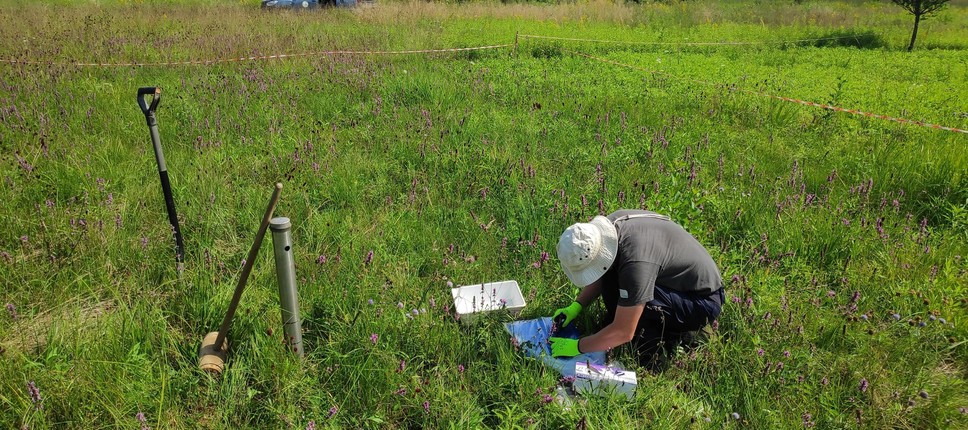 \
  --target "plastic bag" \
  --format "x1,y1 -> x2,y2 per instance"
504,317 -> 608,377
